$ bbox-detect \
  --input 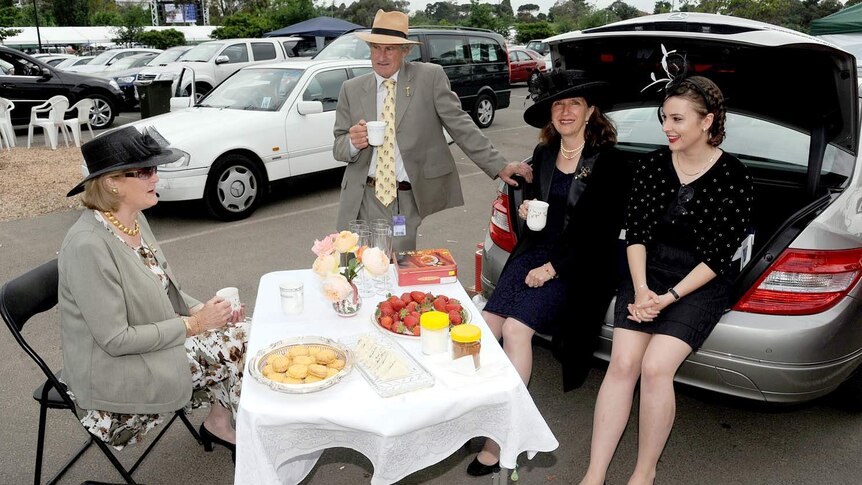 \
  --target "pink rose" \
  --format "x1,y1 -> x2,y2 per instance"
312,253 -> 339,278
333,231 -> 360,253
322,274 -> 352,302
361,247 -> 390,276
312,234 -> 337,257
